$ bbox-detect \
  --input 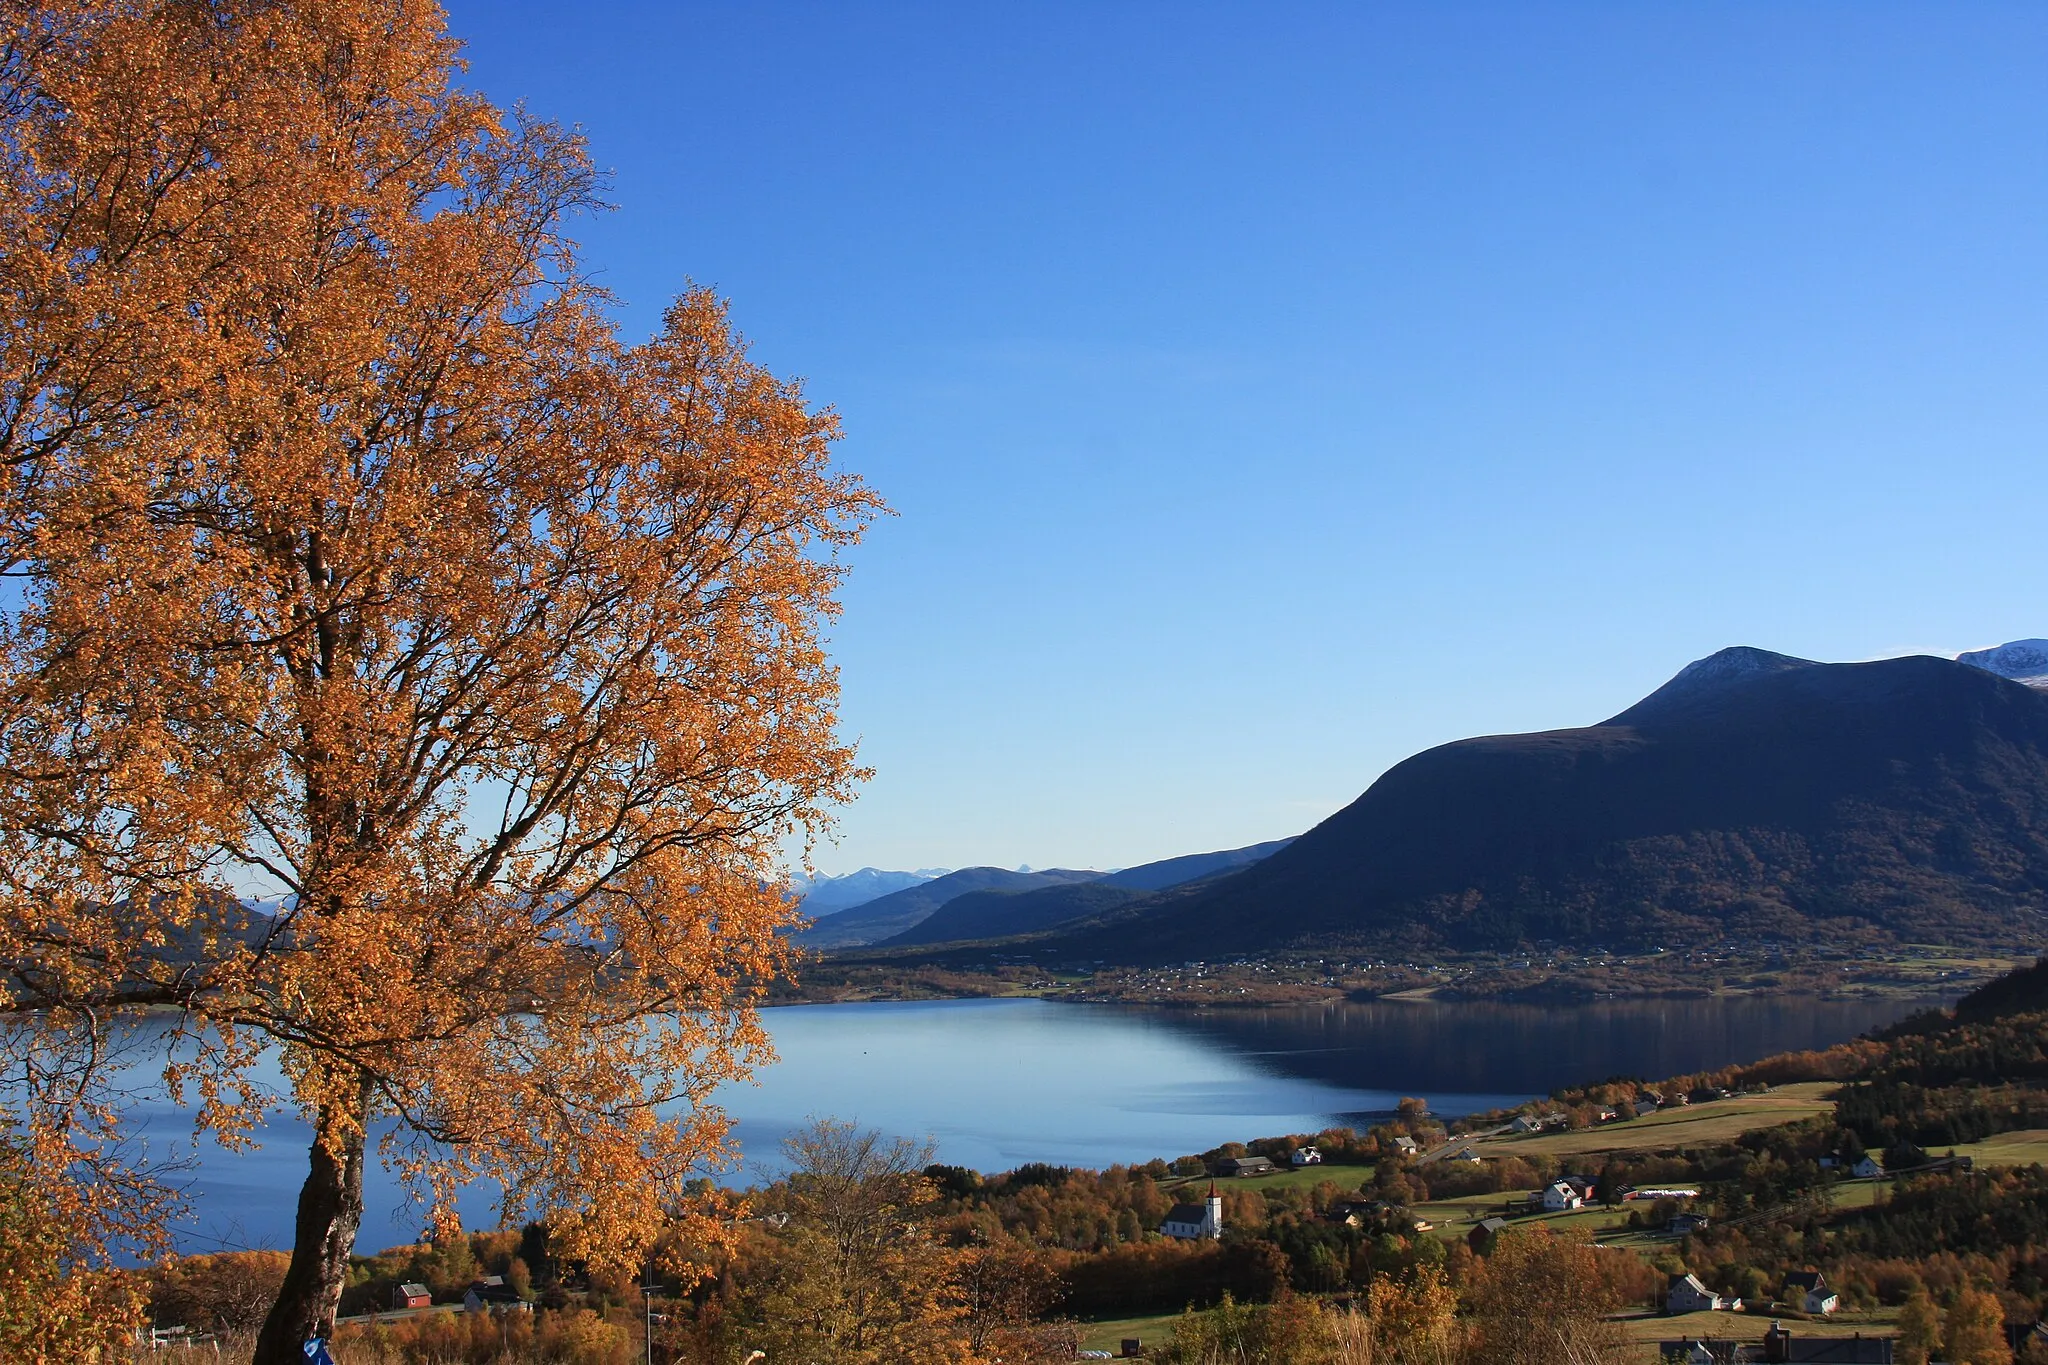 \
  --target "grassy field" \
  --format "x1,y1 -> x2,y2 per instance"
1162,1162 -> 1374,1196
1412,1176 -> 1890,1246
1827,1179 -> 1885,1210
1474,1083 -> 1839,1159
1611,1306 -> 1897,1362
1411,1189 -> 1652,1243
1076,1304 -> 1901,1362
1076,1310 -> 1184,1353
1952,1128 -> 2048,1167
